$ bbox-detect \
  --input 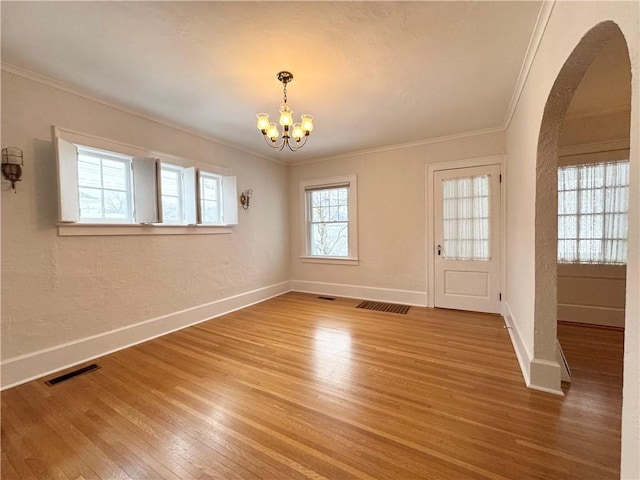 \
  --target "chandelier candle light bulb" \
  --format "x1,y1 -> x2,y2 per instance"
256,113 -> 270,131
256,71 -> 314,152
